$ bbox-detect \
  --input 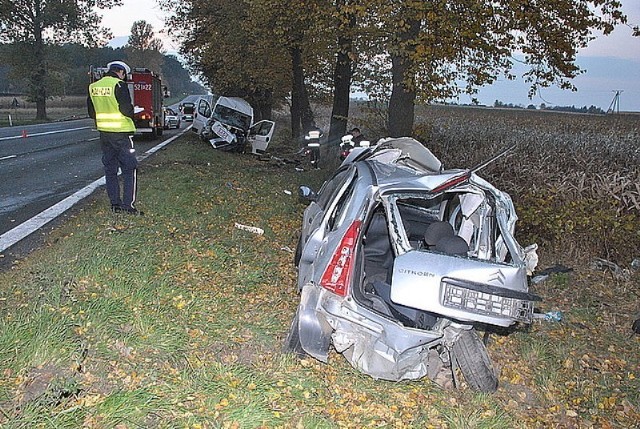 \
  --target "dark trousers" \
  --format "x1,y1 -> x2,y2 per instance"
100,132 -> 138,209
